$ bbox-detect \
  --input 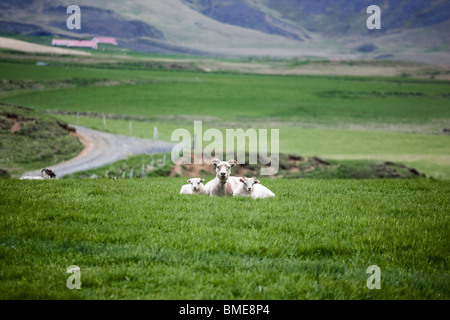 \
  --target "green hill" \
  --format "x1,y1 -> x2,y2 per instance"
0,103 -> 83,177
